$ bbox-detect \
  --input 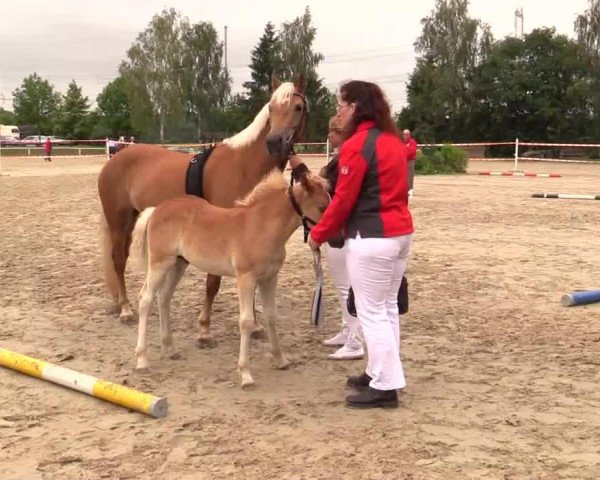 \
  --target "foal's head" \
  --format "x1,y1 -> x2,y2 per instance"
266,74 -> 308,159
291,174 -> 331,225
